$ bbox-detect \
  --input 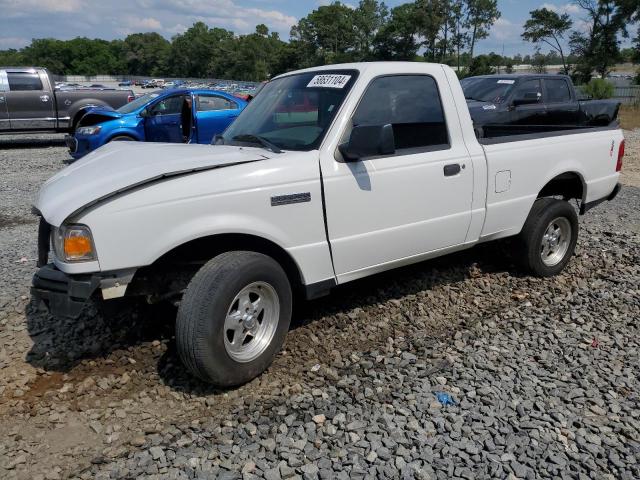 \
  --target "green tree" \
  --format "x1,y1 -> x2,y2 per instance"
373,3 -> 421,60
21,38 -> 70,73
532,48 -> 547,73
414,0 -> 446,61
352,0 -> 389,60
0,48 -> 25,66
522,8 -> 573,73
220,26 -> 287,81
122,32 -> 170,76
290,2 -> 358,66
465,0 -> 500,59
583,78 -> 615,97
571,1 -> 624,81
614,0 -> 639,62
168,22 -> 234,78
467,54 -> 495,75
